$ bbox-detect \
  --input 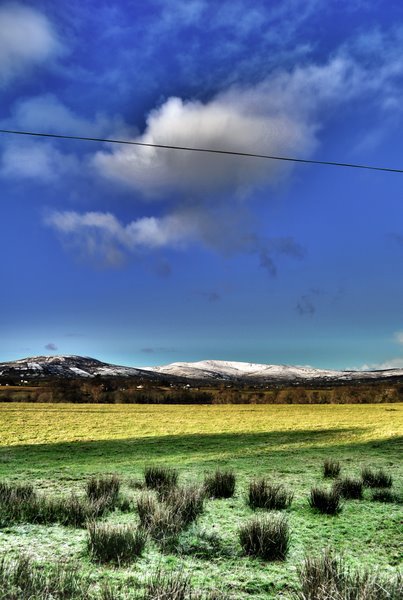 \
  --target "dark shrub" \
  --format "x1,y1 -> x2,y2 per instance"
371,489 -> 398,503
239,514 -> 290,560
309,487 -> 342,515
144,465 -> 178,491
204,470 -> 236,499
323,459 -> 341,478
295,549 -> 403,600
87,521 -> 146,564
333,477 -> 363,500
247,479 -> 293,510
0,555 -> 91,599
86,474 -> 120,507
361,467 -> 392,488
